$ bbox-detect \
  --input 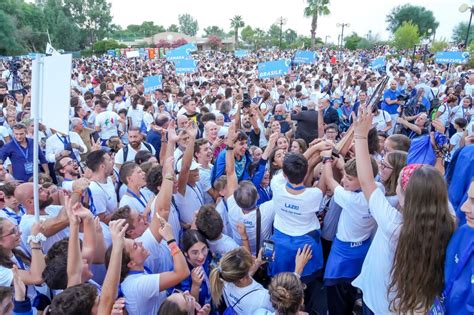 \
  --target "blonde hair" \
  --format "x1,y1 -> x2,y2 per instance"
268,272 -> 305,315
209,247 -> 253,306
